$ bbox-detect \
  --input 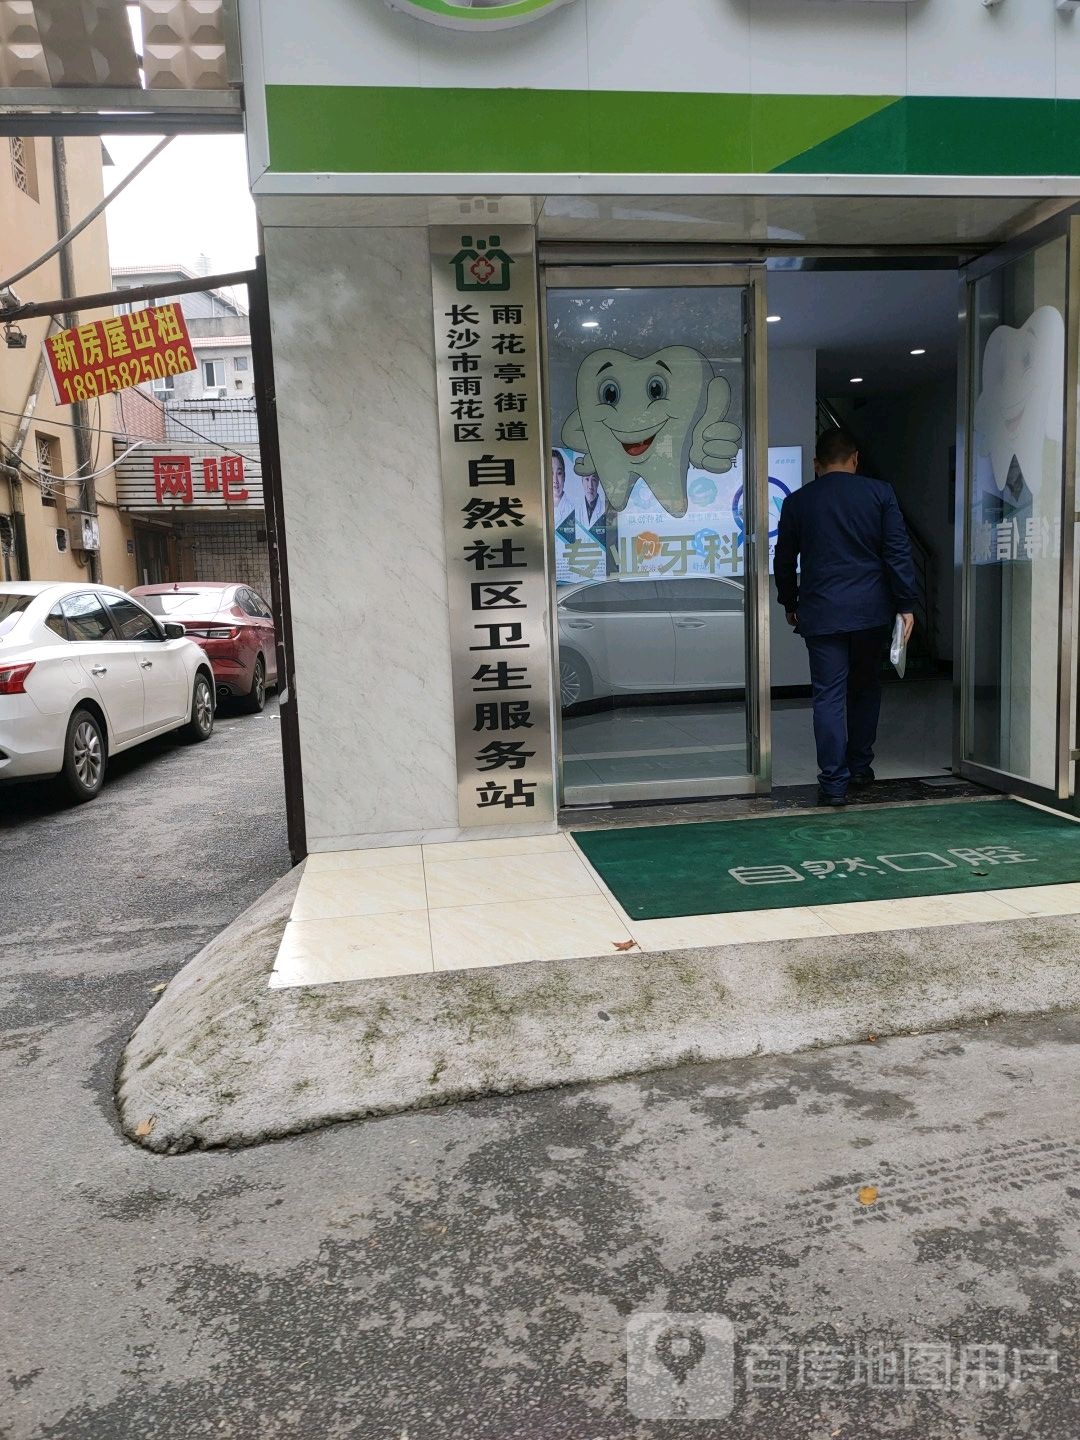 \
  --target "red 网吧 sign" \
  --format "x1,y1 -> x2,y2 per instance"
152,454 -> 249,506
43,303 -> 196,406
